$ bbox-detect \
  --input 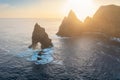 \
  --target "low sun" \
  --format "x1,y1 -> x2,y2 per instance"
63,0 -> 96,21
